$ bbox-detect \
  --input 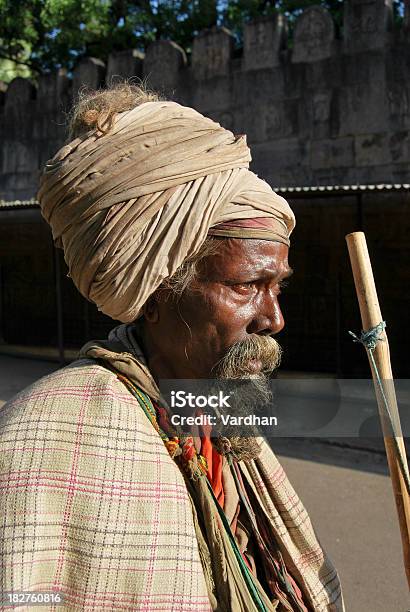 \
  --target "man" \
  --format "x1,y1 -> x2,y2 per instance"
0,84 -> 344,611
